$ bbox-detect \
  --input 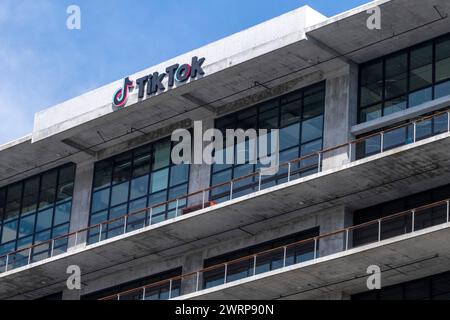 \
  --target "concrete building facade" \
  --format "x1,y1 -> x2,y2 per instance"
1,0 -> 450,300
